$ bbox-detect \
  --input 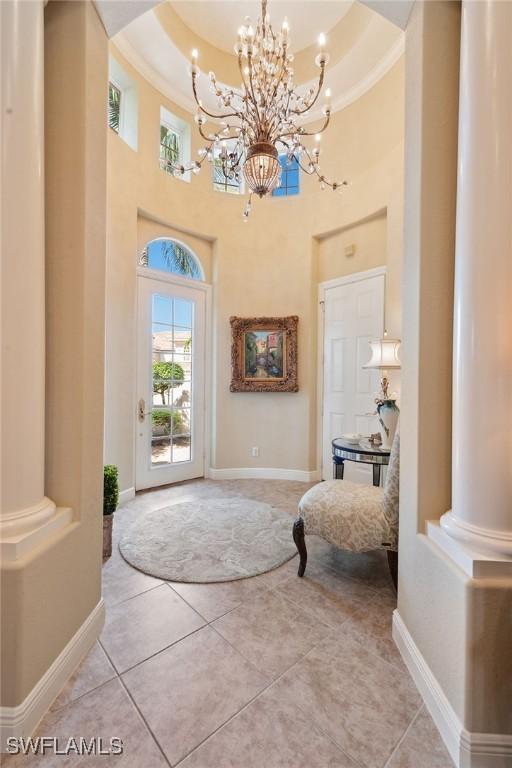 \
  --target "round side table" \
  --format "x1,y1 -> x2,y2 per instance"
332,439 -> 391,487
